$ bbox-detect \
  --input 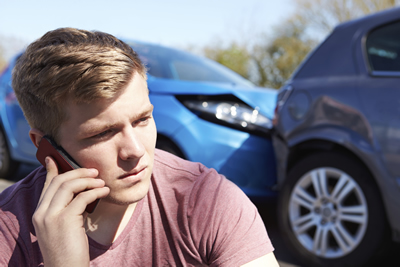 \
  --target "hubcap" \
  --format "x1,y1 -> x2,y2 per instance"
289,167 -> 368,258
